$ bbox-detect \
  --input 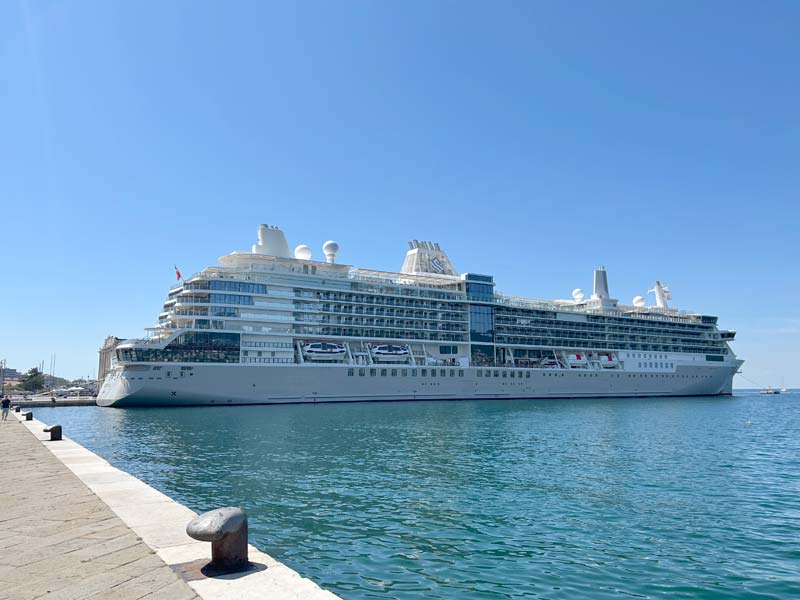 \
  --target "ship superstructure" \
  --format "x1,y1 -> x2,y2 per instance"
98,225 -> 742,407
